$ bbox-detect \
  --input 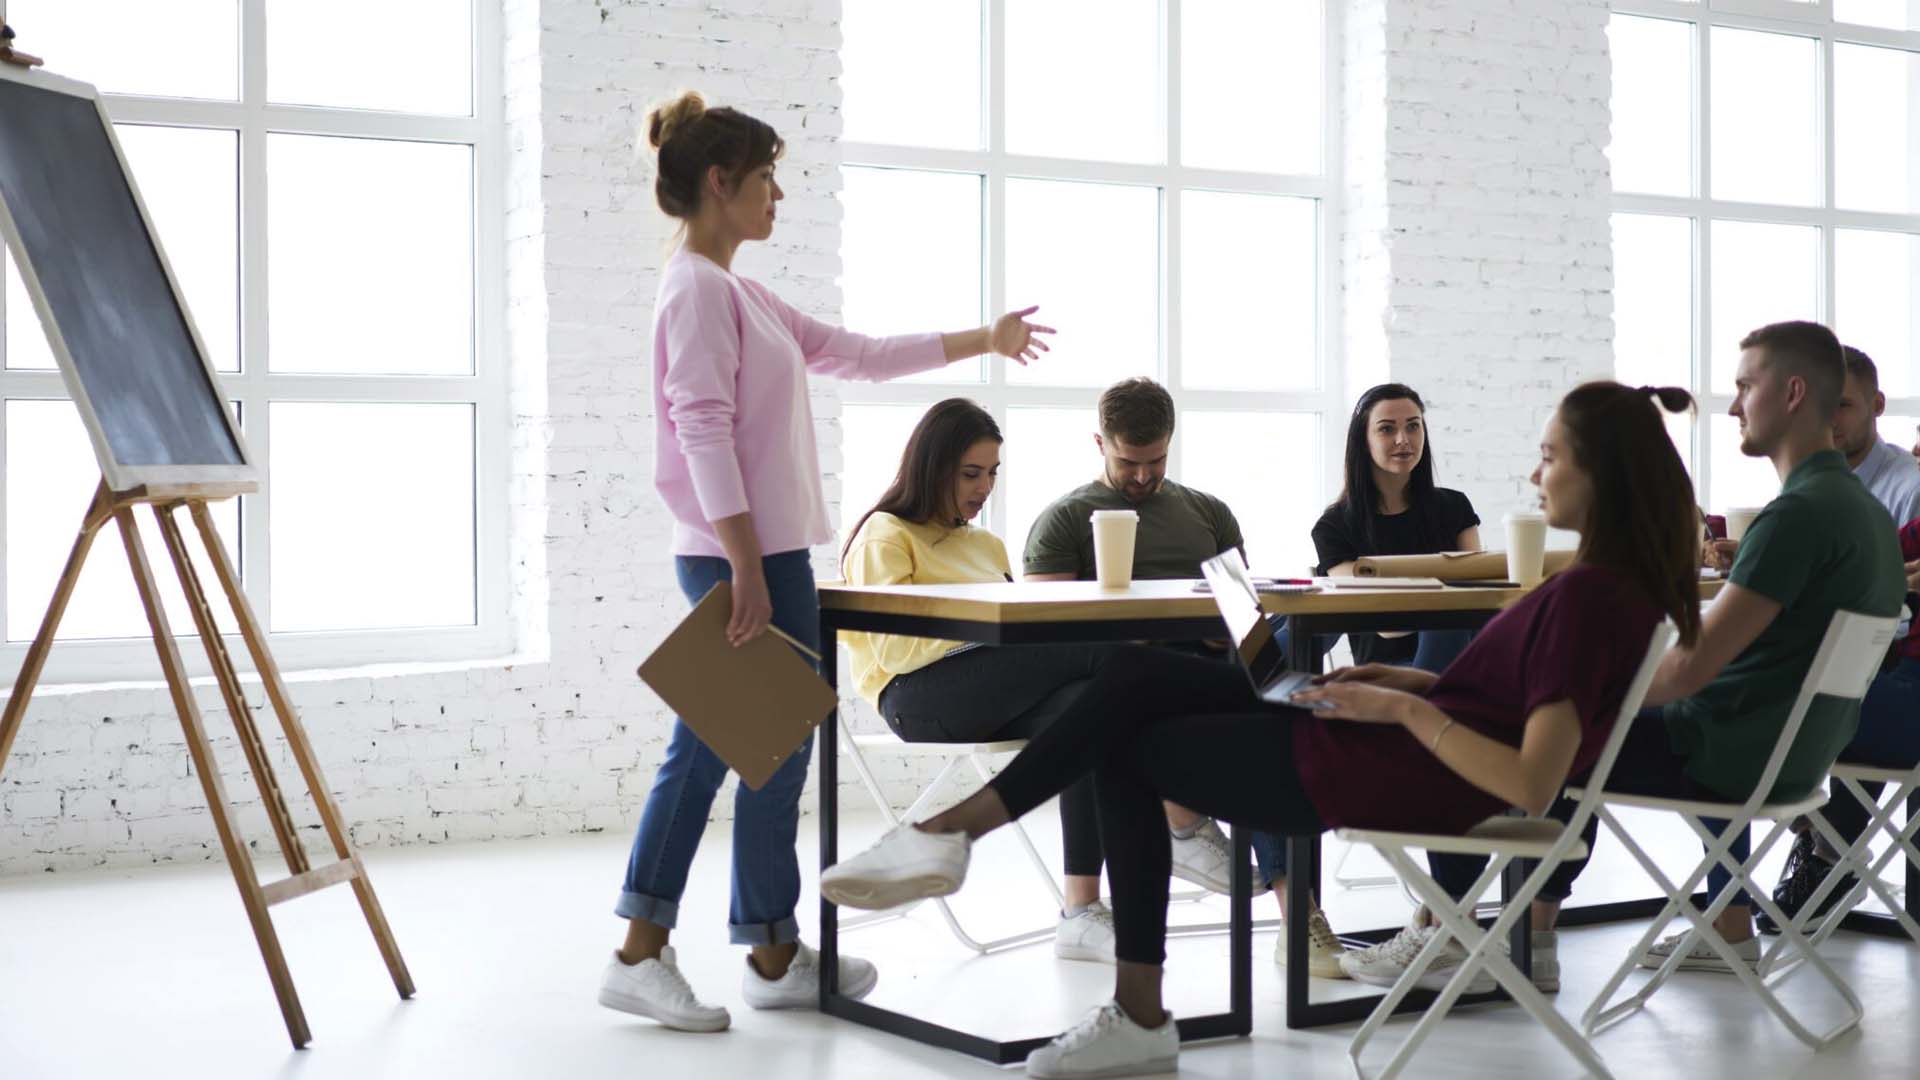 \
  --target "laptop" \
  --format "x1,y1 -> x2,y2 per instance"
1199,550 -> 1331,710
